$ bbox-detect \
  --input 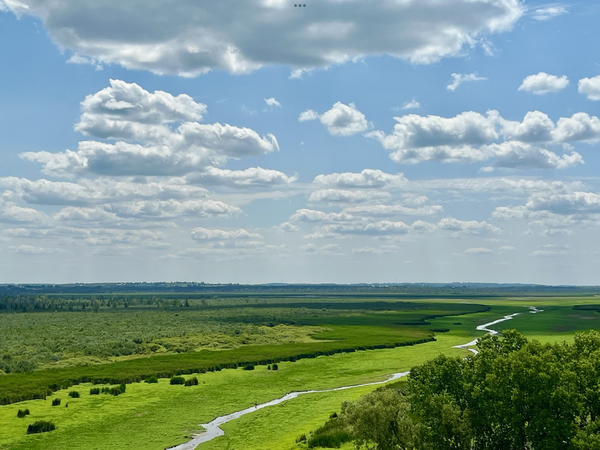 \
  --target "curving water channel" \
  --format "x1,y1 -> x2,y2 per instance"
169,306 -> 543,449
